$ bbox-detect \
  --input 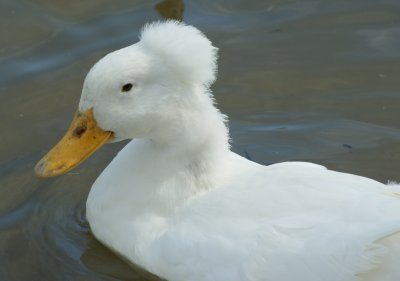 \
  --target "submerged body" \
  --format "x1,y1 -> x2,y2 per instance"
35,21 -> 400,281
